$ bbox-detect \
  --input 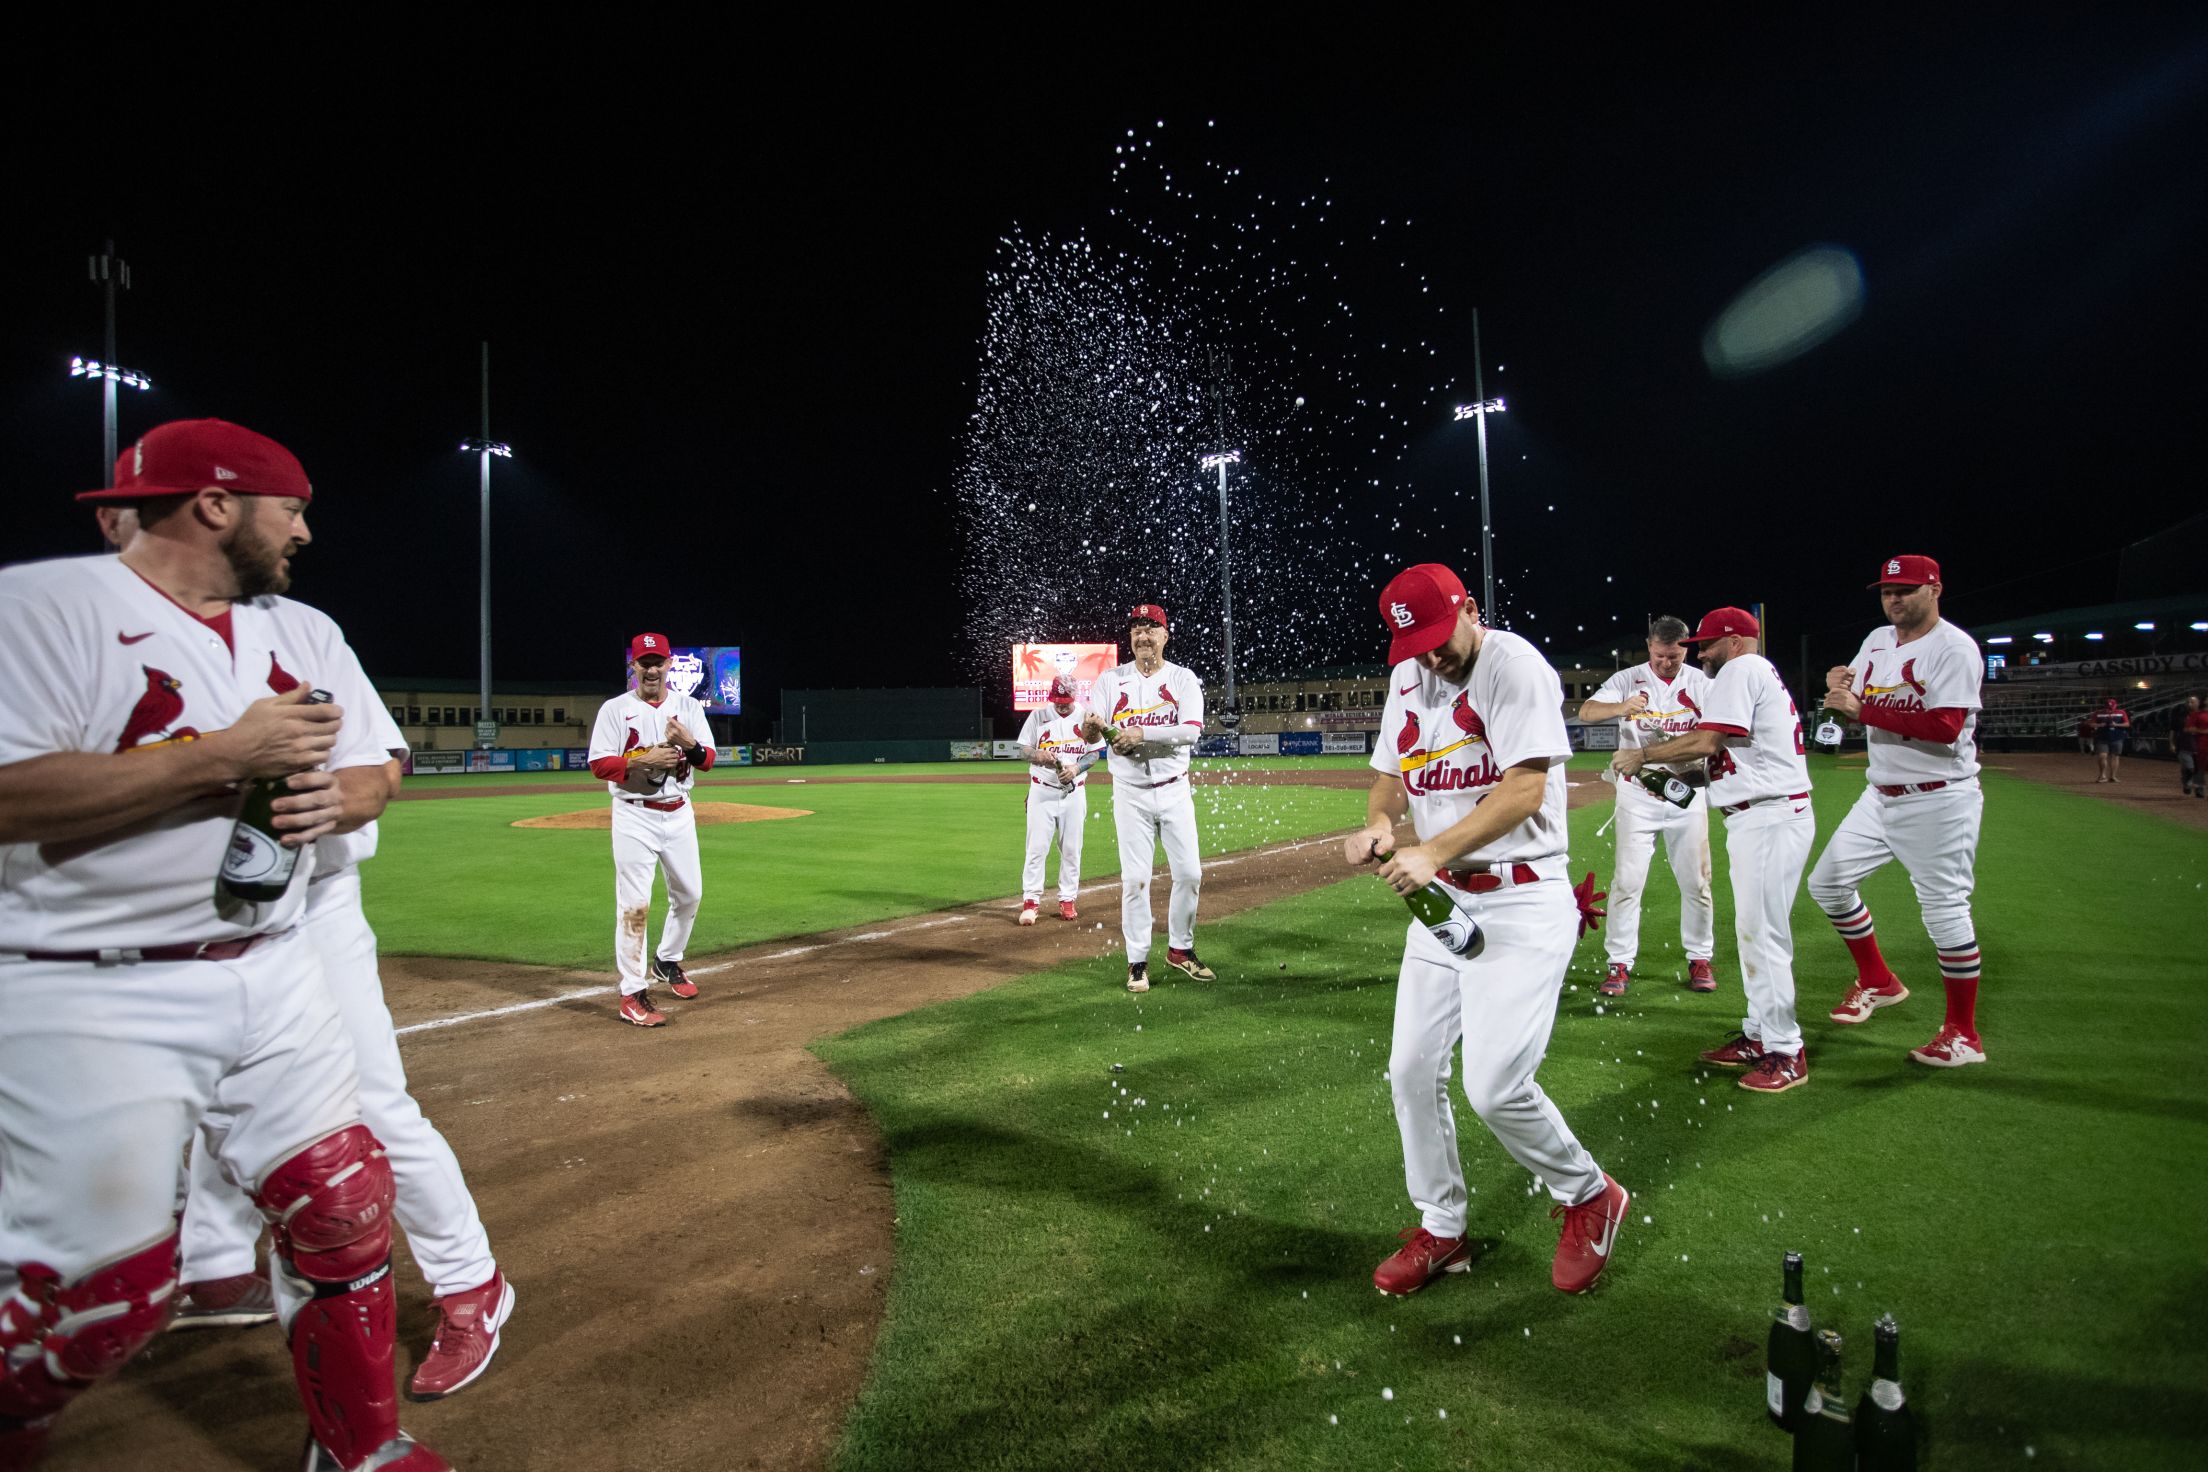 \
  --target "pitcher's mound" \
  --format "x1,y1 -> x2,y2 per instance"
513,802 -> 814,830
